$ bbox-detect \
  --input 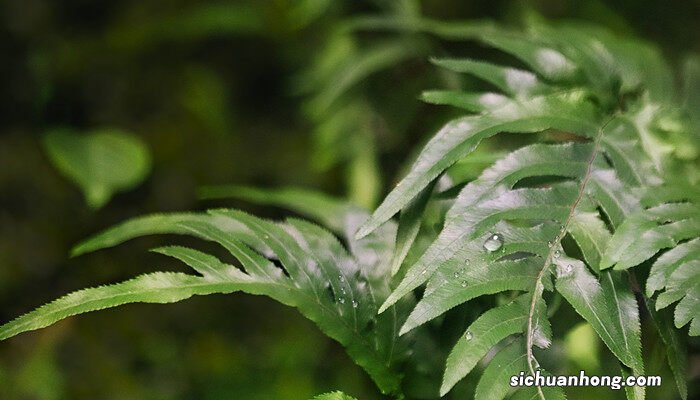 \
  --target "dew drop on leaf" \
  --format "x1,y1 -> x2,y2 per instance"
338,274 -> 344,281
352,300 -> 358,308
460,280 -> 467,288
553,250 -> 561,259
338,297 -> 345,304
483,233 -> 504,252
453,271 -> 460,278
465,331 -> 473,341
547,241 -> 553,248
556,264 -> 574,278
